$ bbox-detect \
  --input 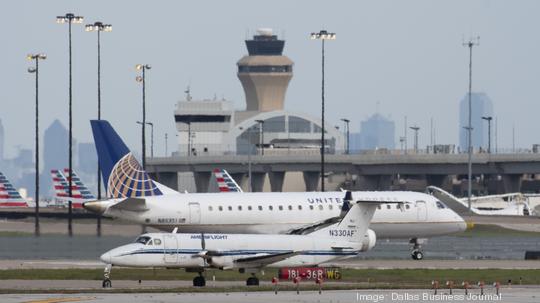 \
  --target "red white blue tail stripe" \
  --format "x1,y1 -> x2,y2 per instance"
213,169 -> 243,192
51,169 -> 95,208
0,172 -> 28,207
